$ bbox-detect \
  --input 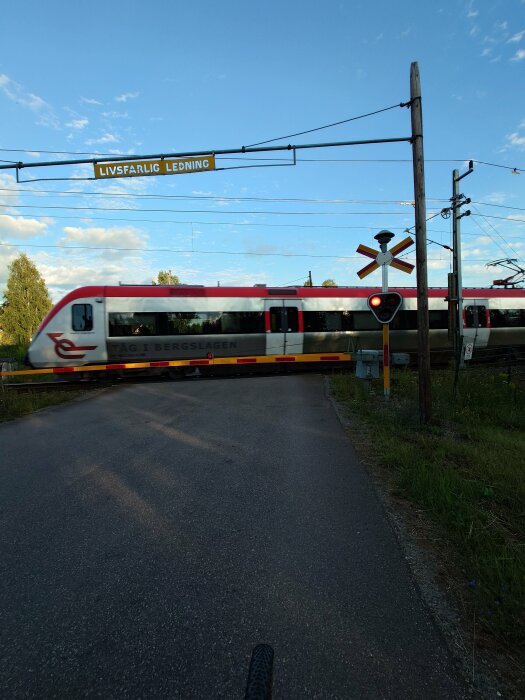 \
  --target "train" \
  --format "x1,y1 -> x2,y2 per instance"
26,284 -> 525,373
